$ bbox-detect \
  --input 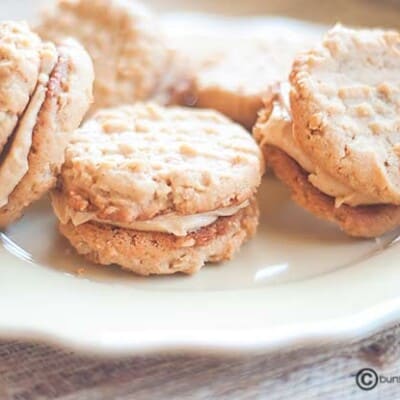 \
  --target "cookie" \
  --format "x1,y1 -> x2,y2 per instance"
52,103 -> 263,275
290,25 -> 400,205
0,23 -> 94,227
172,28 -> 319,130
37,0 -> 169,111
254,25 -> 400,237
0,22 -> 43,153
